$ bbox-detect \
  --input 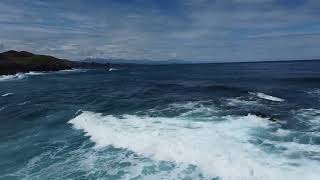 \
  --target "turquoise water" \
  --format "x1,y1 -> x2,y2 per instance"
1,62 -> 320,179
